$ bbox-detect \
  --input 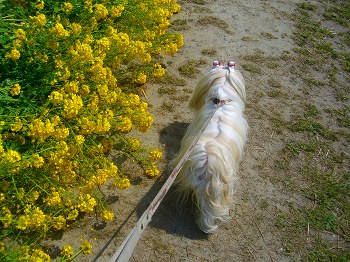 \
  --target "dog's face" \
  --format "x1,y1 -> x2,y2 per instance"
189,61 -> 246,111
